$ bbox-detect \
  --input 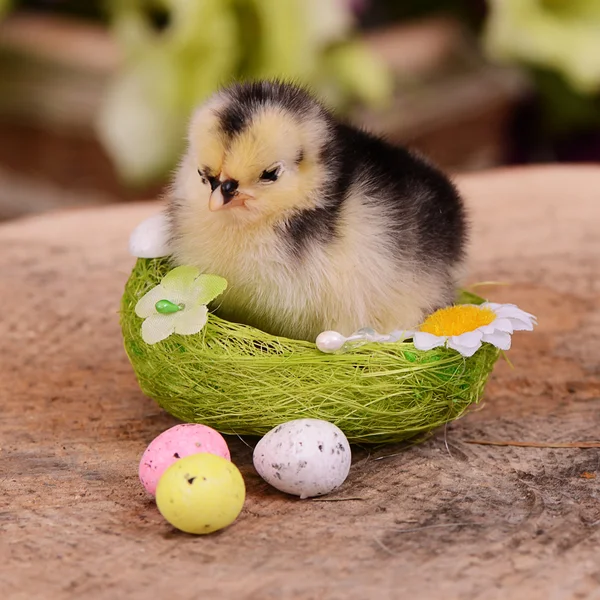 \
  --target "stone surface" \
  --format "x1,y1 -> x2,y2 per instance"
1,166 -> 599,600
